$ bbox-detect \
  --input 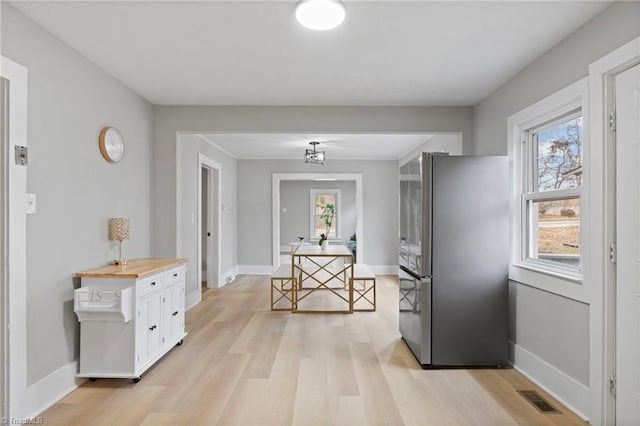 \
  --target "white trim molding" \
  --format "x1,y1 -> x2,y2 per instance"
0,64 -> 9,425
511,343 -> 590,422
197,153 -> 223,290
309,188 -> 342,241
272,173 -> 363,270
185,290 -> 200,311
507,77 -> 589,302
1,55 -> 29,419
236,265 -> 274,275
587,35 -> 640,426
21,360 -> 83,420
